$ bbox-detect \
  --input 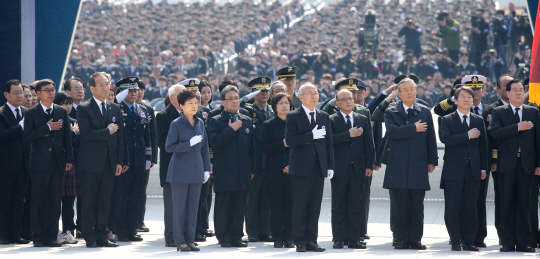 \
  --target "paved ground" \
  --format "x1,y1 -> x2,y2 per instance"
2,149 -> 538,258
